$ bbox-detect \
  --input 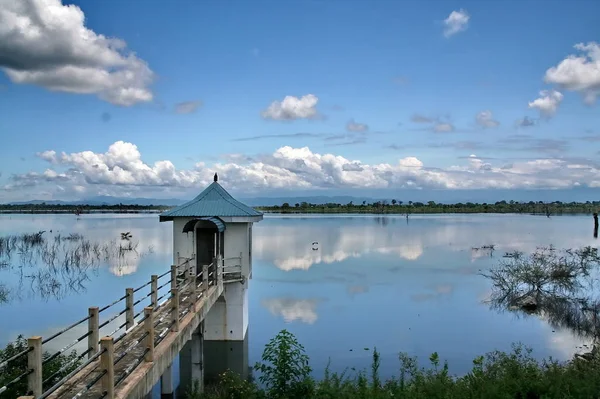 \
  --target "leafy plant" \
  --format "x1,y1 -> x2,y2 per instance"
196,330 -> 600,399
253,329 -> 313,398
